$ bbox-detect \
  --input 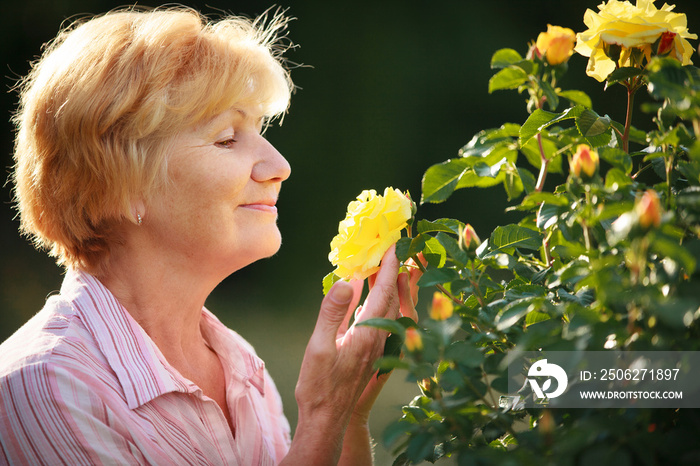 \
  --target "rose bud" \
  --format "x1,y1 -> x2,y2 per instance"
404,328 -> 423,352
429,291 -> 454,321
656,31 -> 677,56
418,377 -> 440,398
570,144 -> 599,179
636,190 -> 662,229
460,223 -> 481,251
535,25 -> 576,65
